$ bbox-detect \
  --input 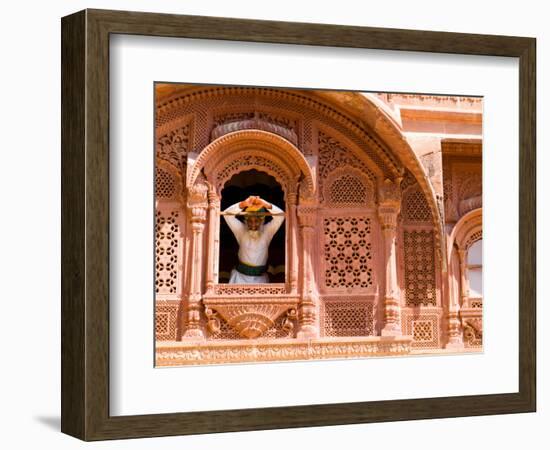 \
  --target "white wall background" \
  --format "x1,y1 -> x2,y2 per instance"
0,0 -> 545,448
